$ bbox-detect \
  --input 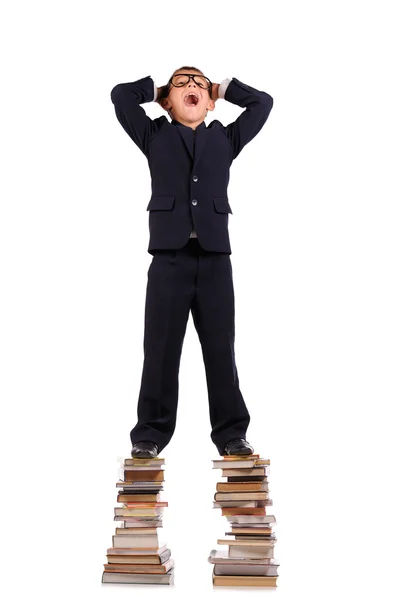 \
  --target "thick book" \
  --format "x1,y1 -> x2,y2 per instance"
102,567 -> 174,584
112,534 -> 166,549
212,570 -> 277,587
123,470 -> 164,482
103,558 -> 174,574
107,549 -> 171,564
